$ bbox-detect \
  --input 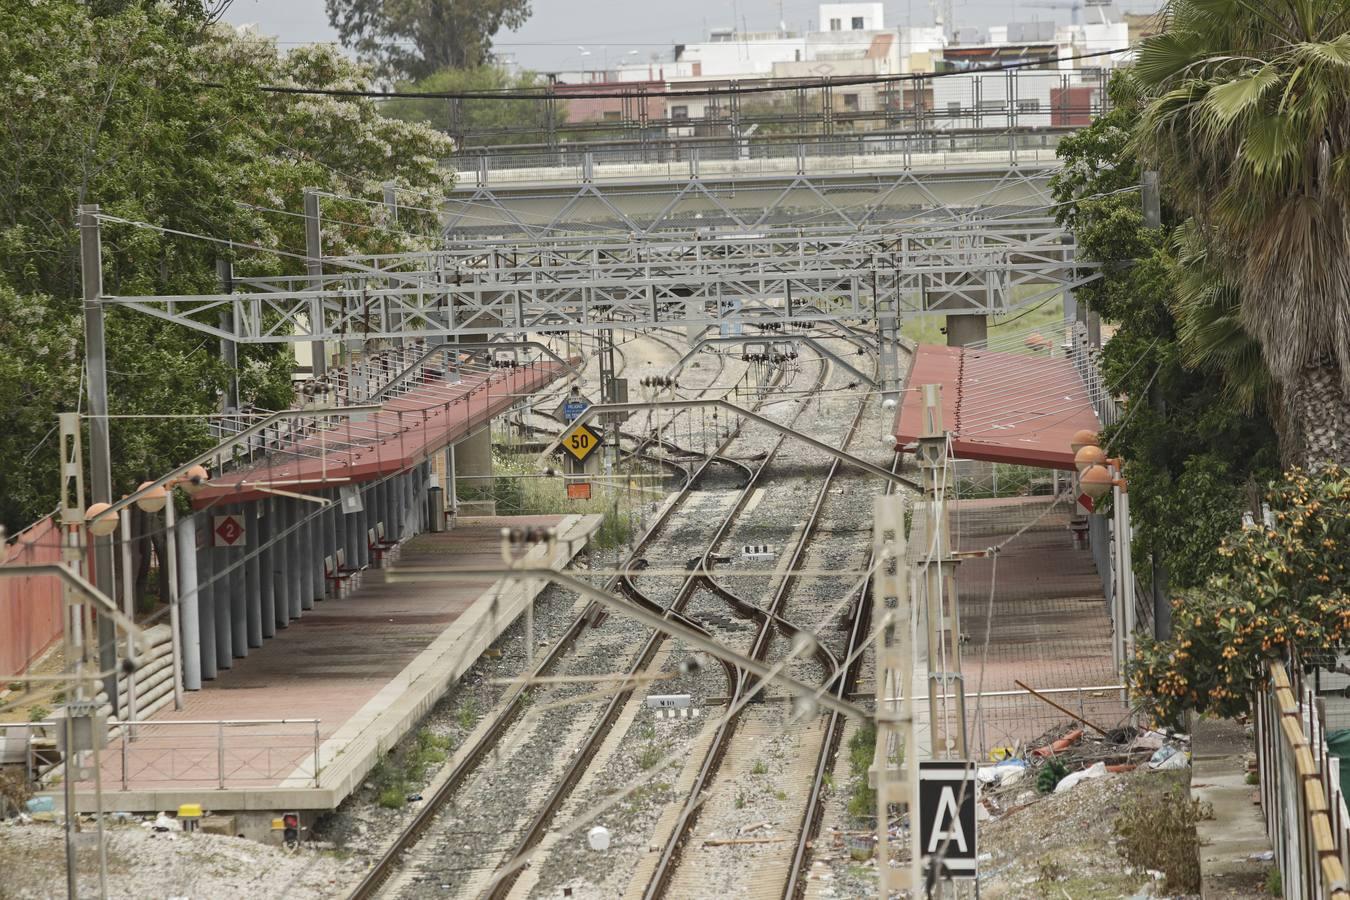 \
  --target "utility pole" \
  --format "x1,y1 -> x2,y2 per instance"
79,204 -> 120,718
913,384 -> 968,760
303,189 -> 328,379
871,493 -> 922,897
597,327 -> 624,471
